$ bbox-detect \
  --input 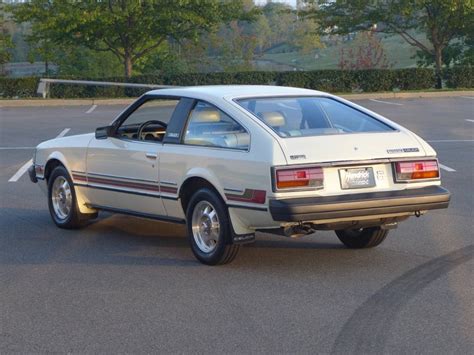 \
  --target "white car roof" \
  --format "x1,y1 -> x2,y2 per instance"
147,85 -> 329,100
